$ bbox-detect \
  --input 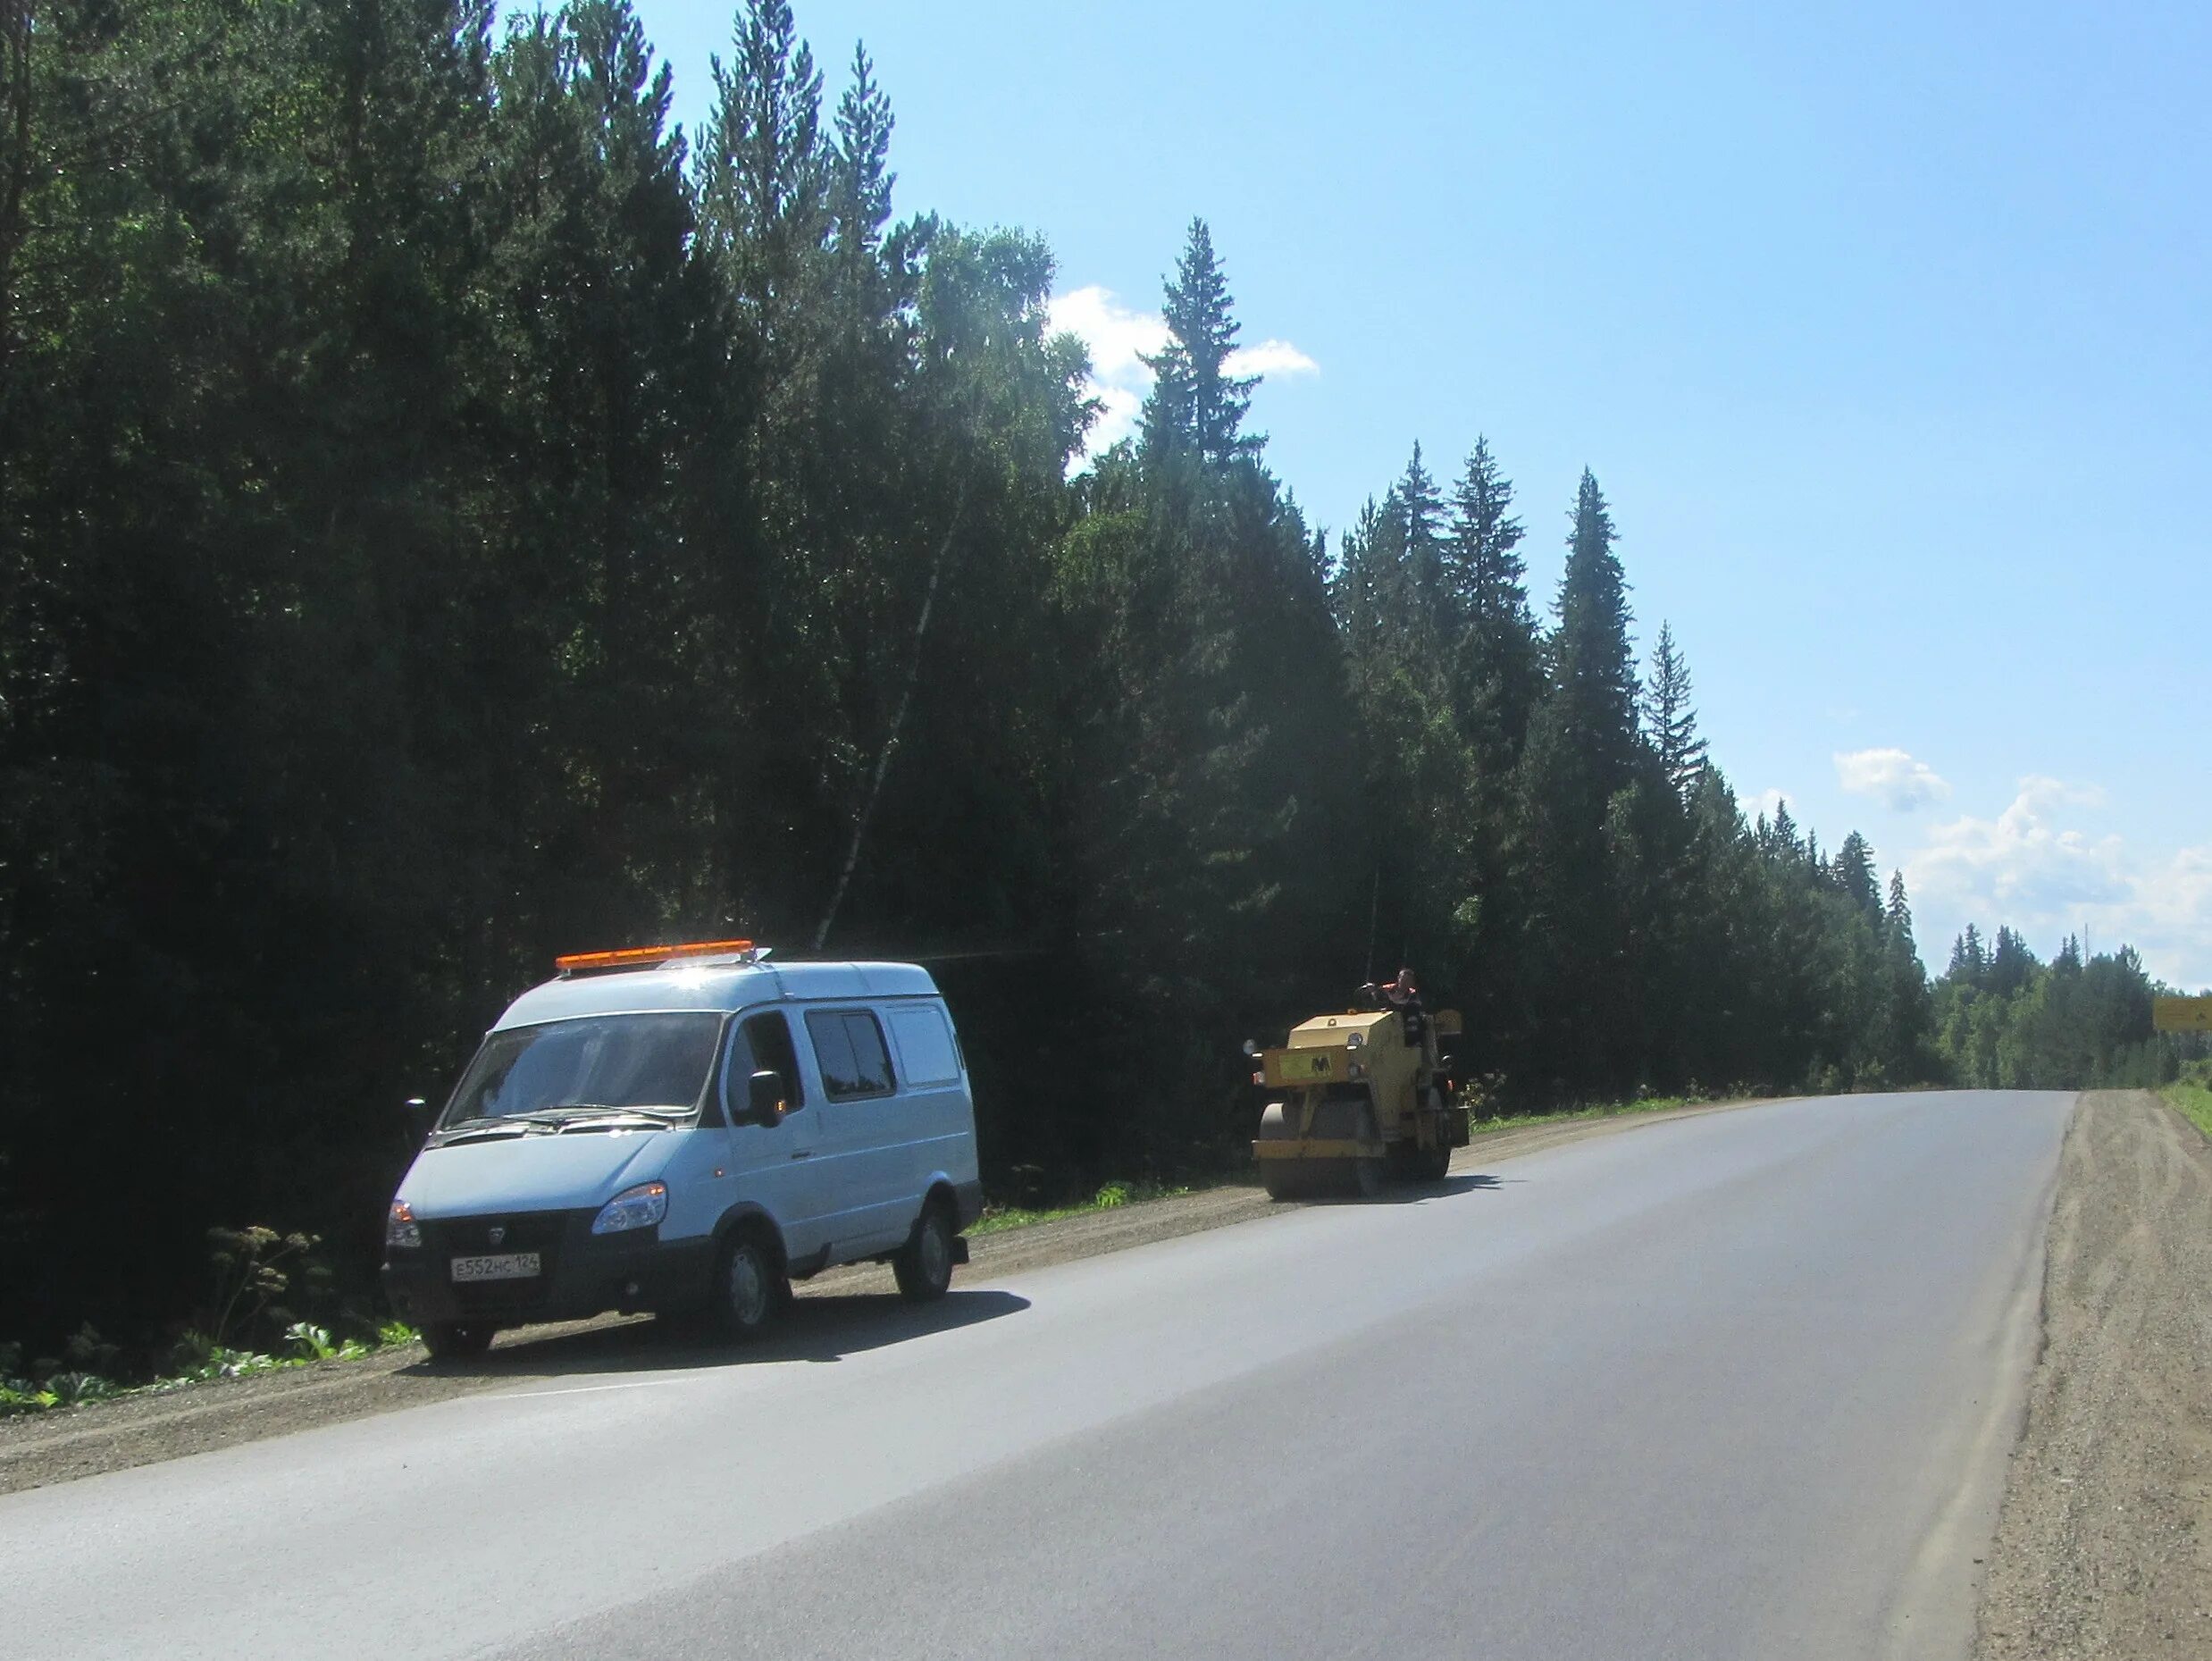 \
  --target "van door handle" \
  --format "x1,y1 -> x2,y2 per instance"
789,1148 -> 815,1160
